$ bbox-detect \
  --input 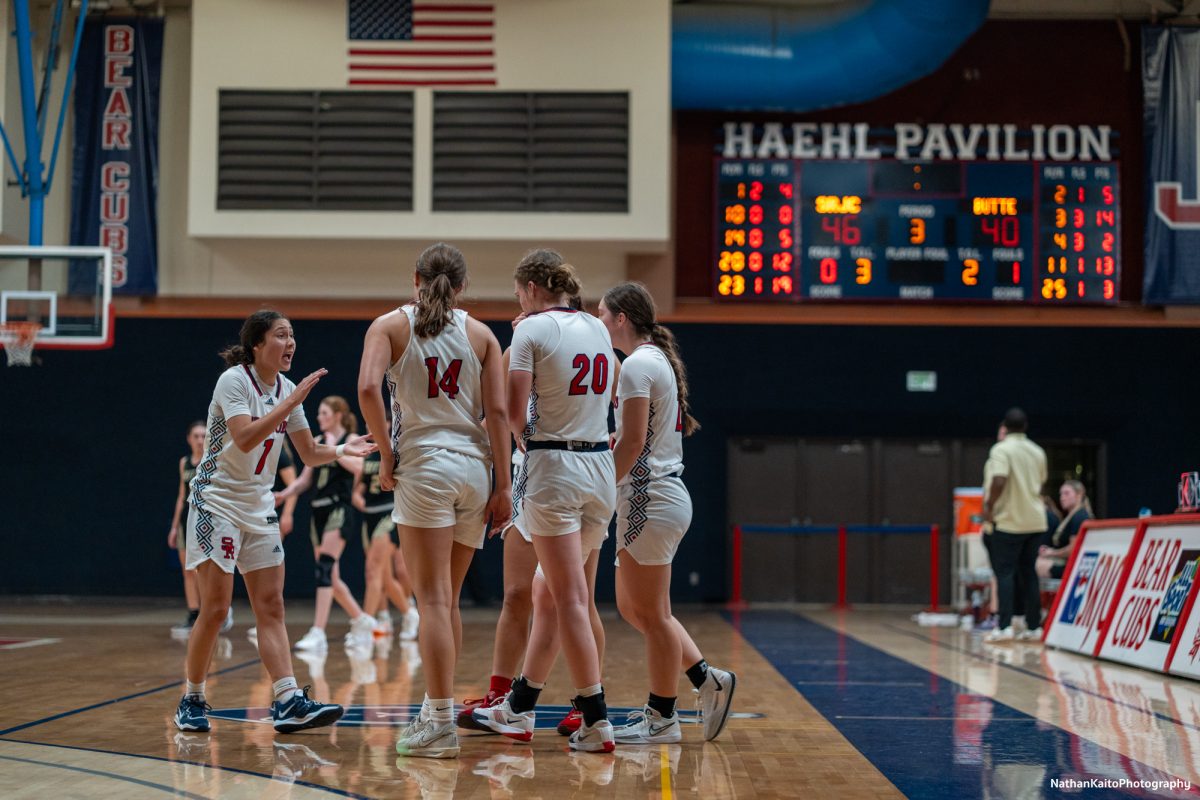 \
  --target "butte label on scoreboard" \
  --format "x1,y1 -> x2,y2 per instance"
711,123 -> 1121,305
